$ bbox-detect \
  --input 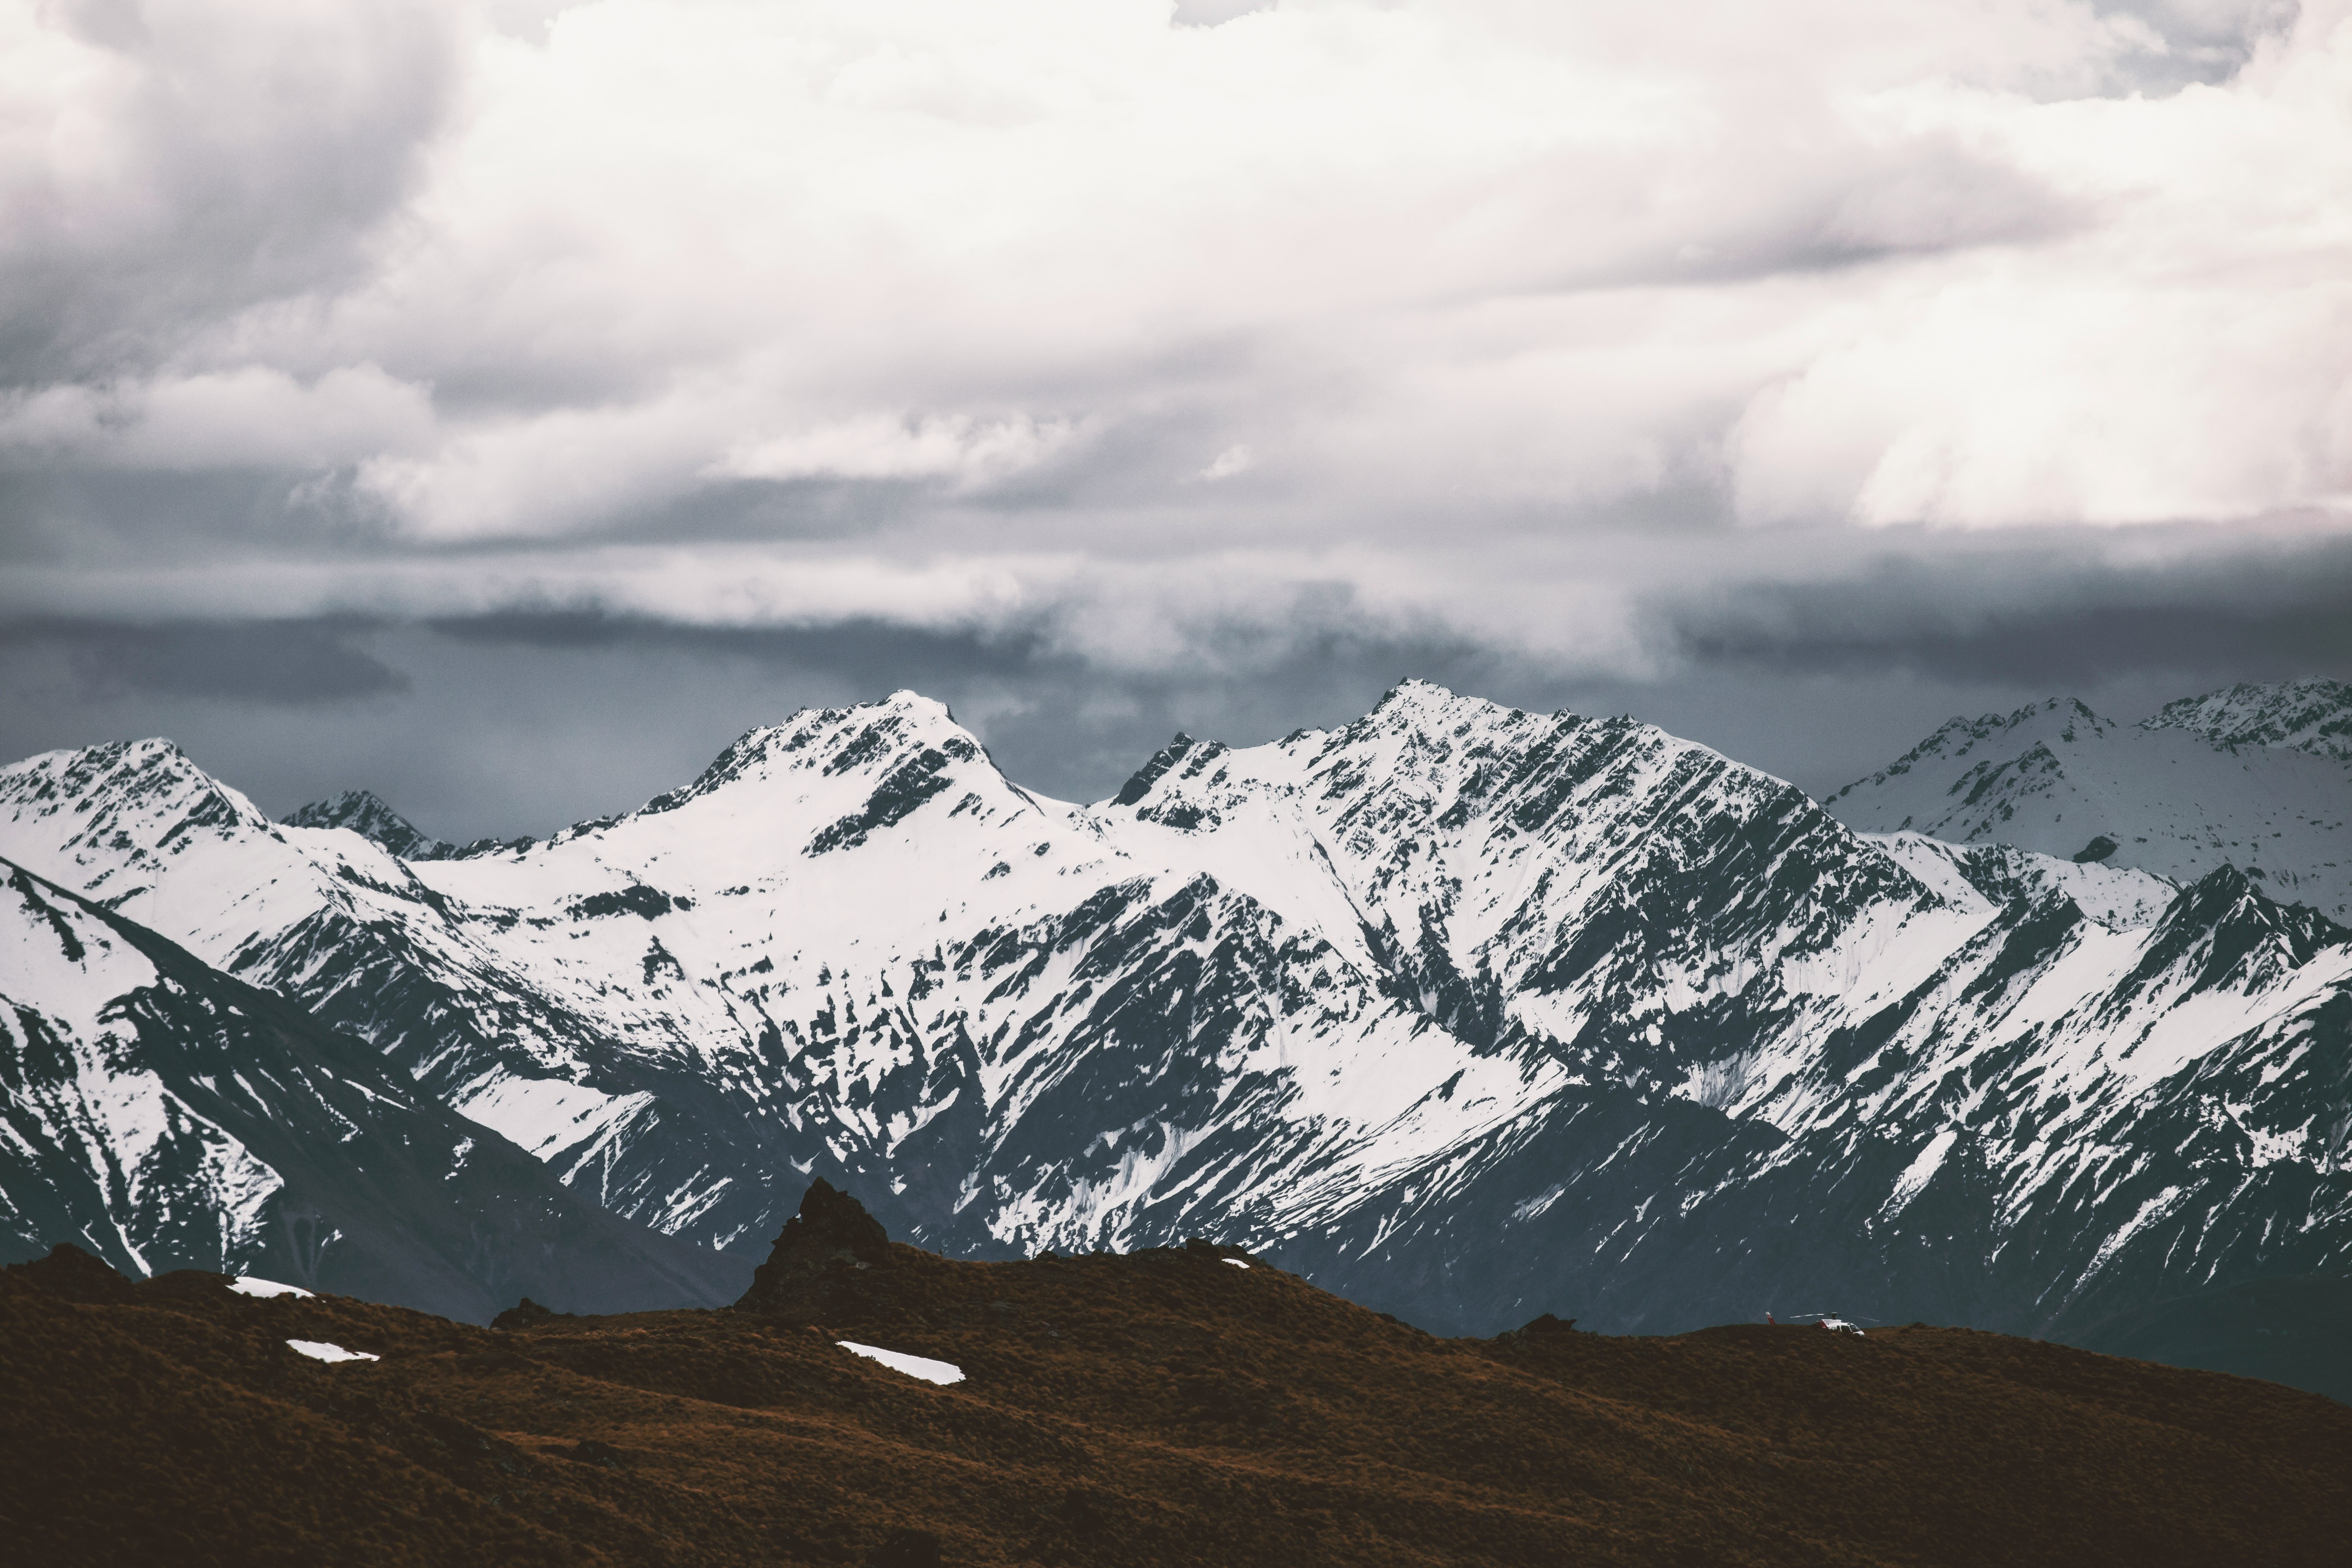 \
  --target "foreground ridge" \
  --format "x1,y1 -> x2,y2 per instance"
6,1186 -> 2350,1568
